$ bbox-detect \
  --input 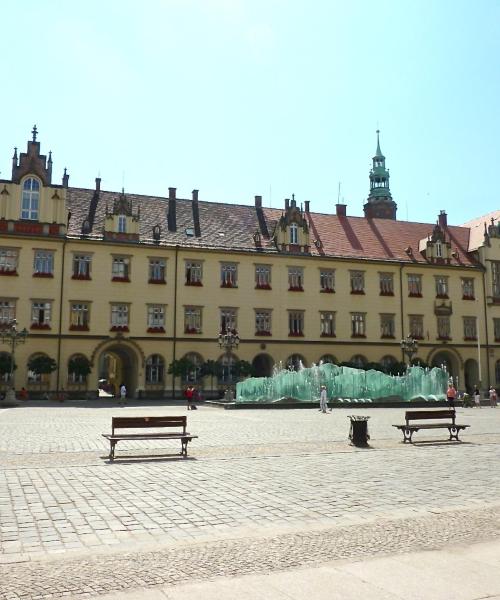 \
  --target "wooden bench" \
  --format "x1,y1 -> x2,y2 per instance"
393,409 -> 470,443
102,416 -> 198,460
